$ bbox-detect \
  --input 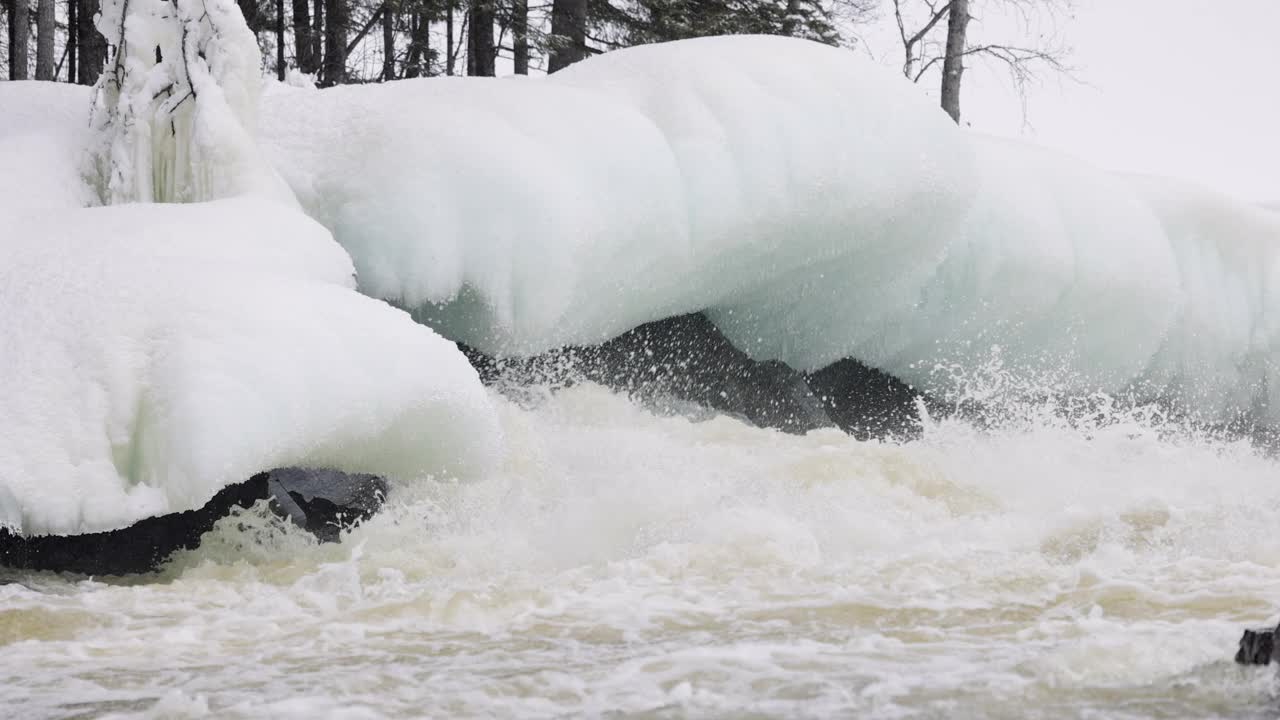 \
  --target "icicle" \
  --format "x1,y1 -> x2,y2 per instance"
88,0 -> 291,204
